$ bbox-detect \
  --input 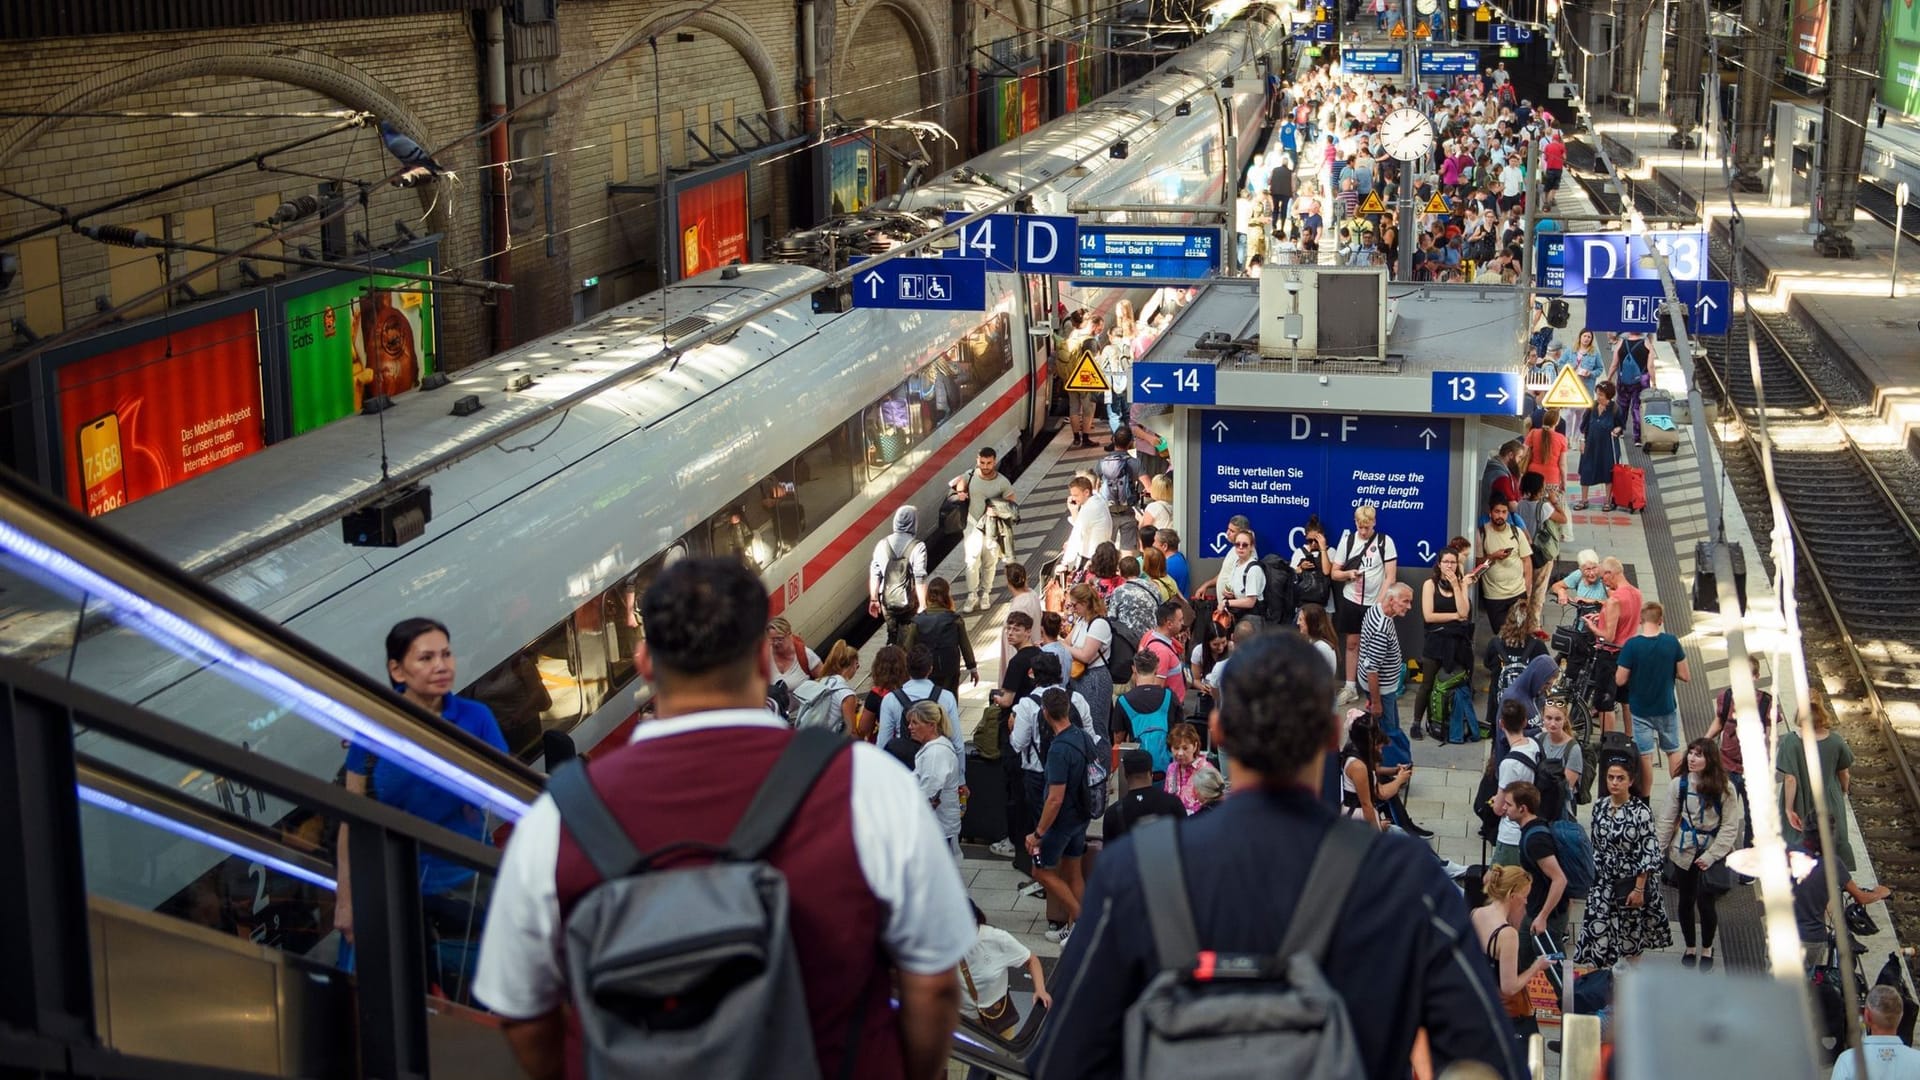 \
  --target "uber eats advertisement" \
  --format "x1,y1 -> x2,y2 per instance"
282,261 -> 437,435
